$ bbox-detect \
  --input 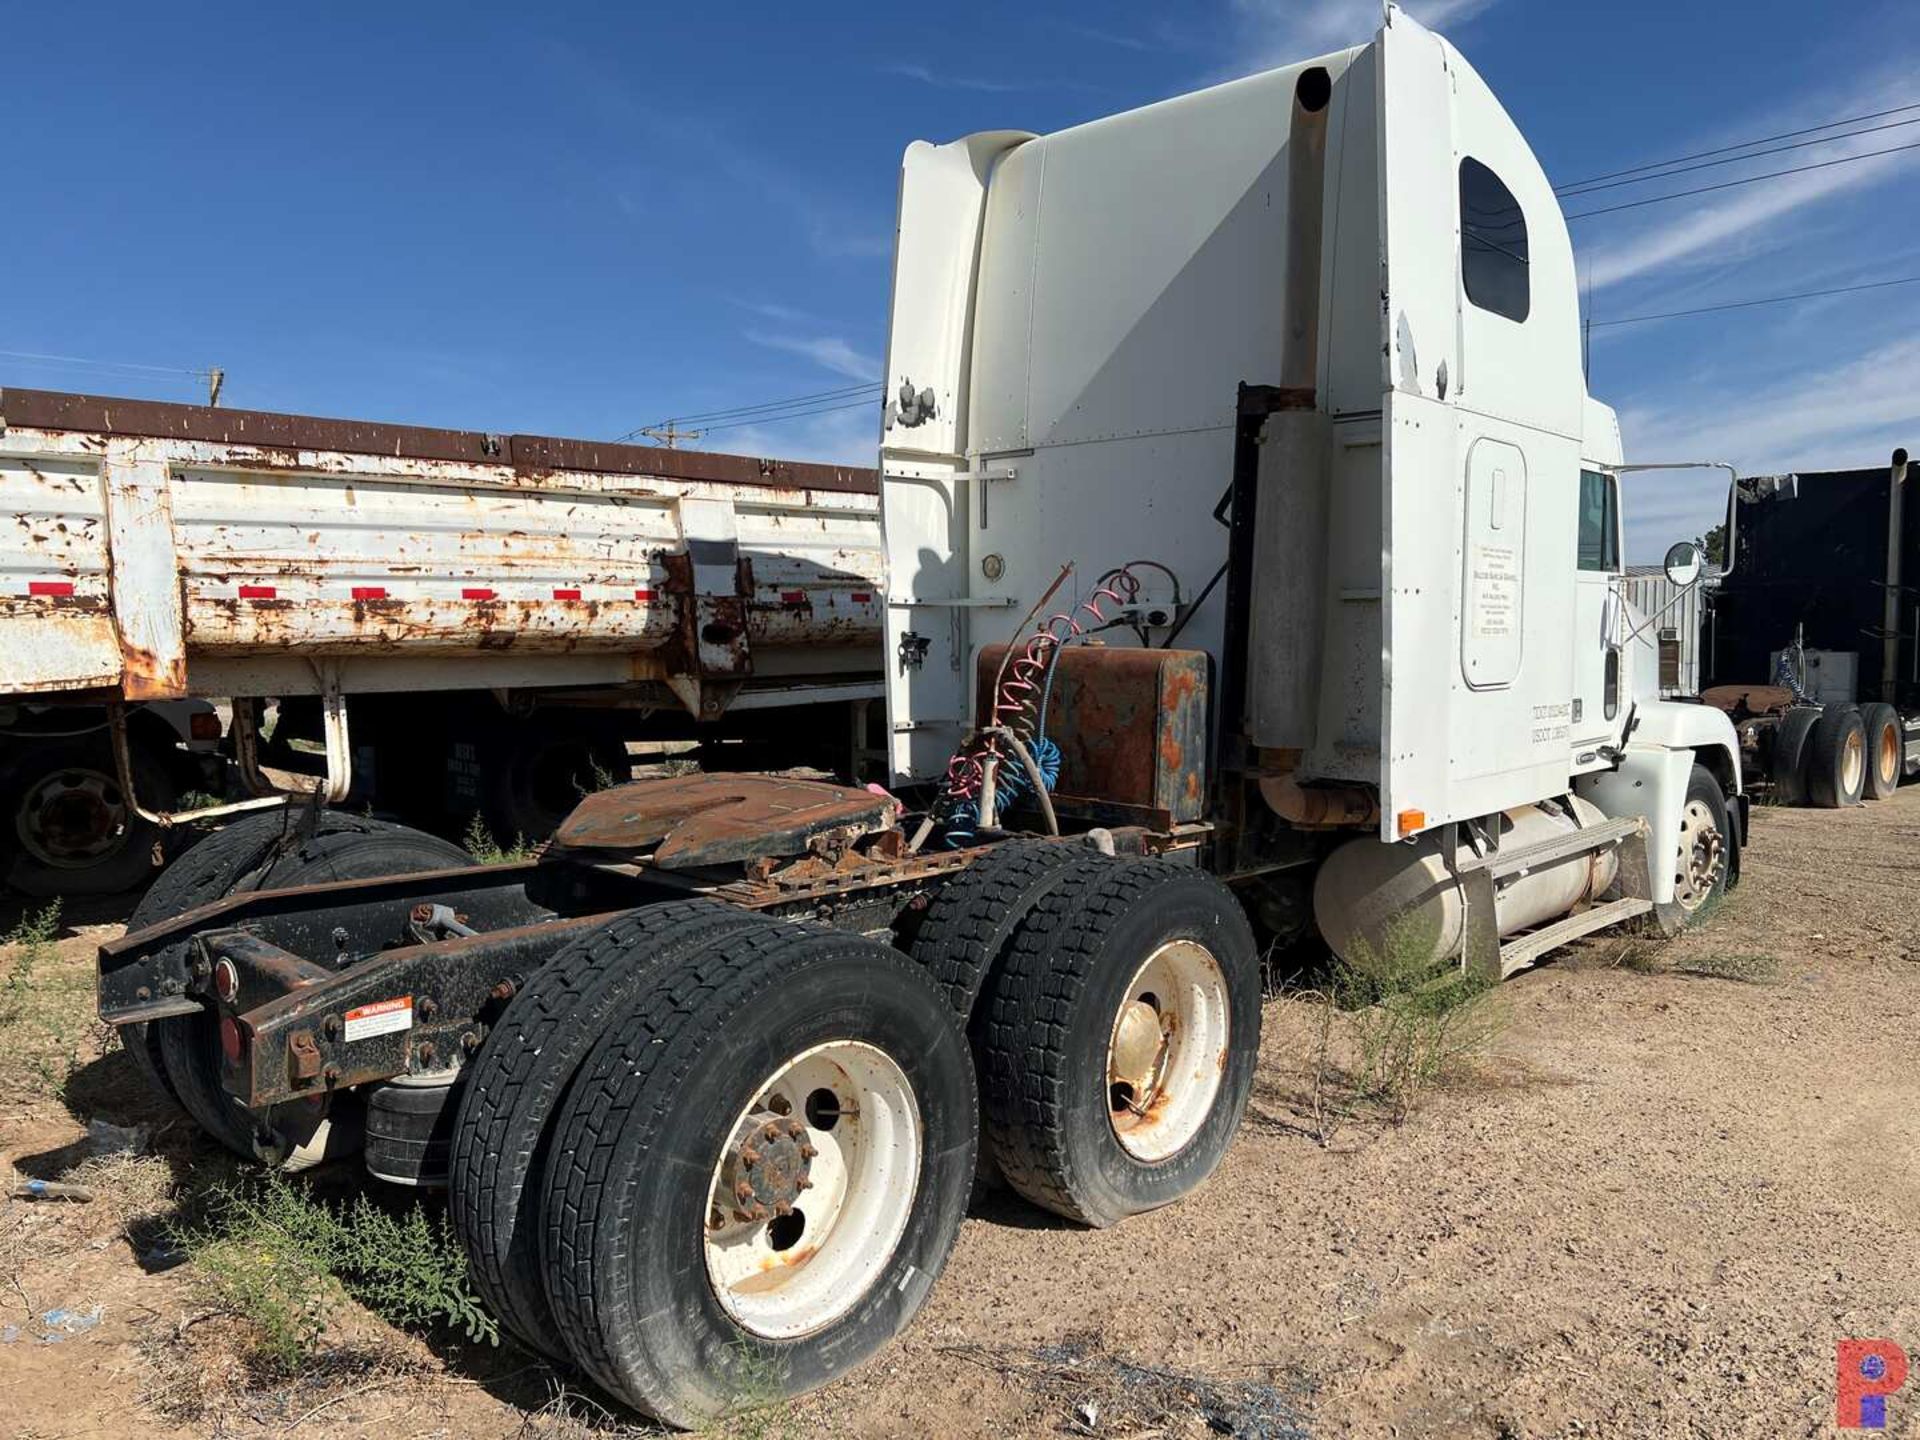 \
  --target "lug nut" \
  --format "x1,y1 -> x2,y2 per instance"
735,1180 -> 754,1201
490,980 -> 516,1002
774,1201 -> 792,1217
761,1122 -> 780,1142
740,1145 -> 761,1166
795,1176 -> 813,1191
799,1144 -> 818,1160
785,1119 -> 806,1138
